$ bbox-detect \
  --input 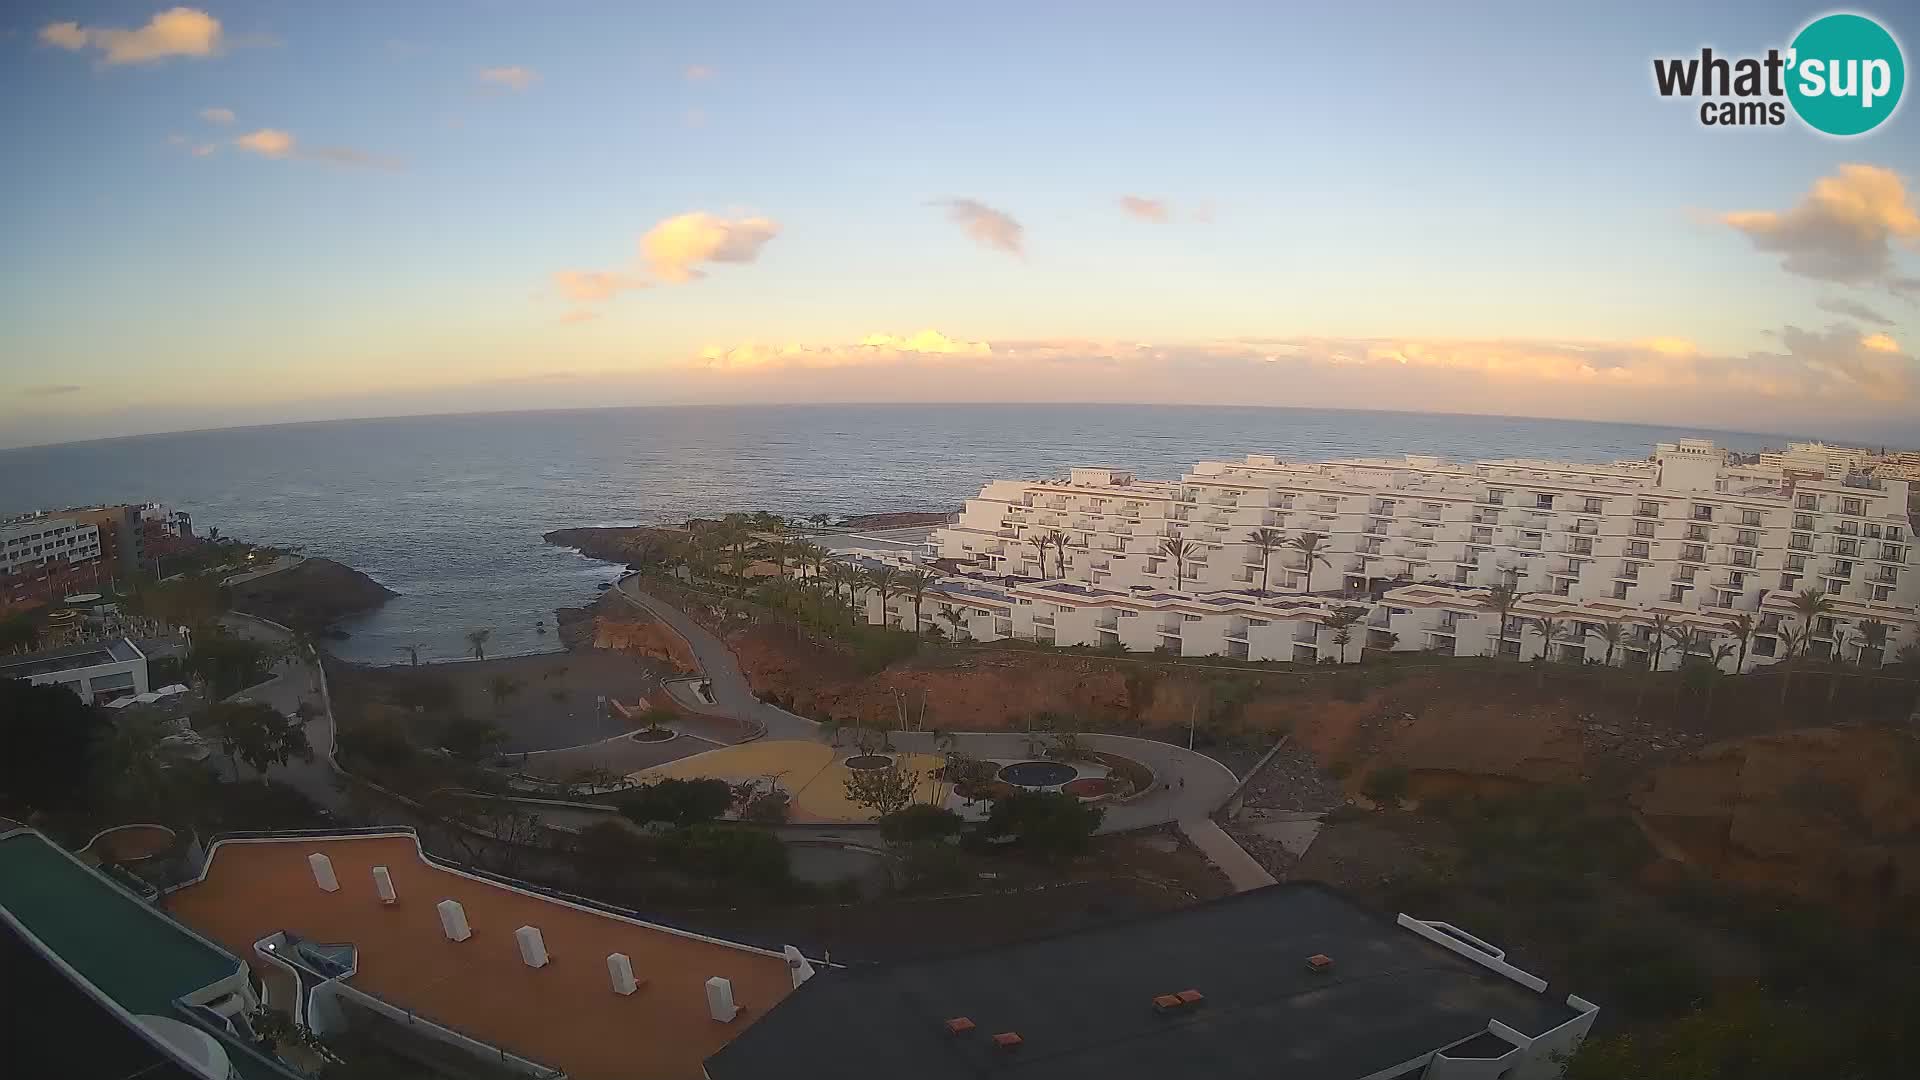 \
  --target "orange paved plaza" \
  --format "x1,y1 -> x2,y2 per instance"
166,834 -> 793,1080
